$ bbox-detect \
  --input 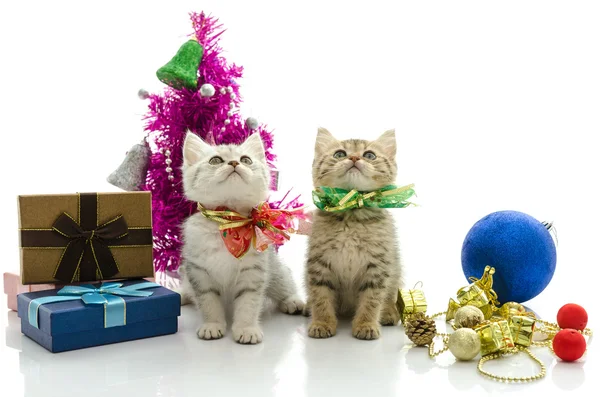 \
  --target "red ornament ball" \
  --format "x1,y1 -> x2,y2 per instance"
557,303 -> 588,331
553,329 -> 586,362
